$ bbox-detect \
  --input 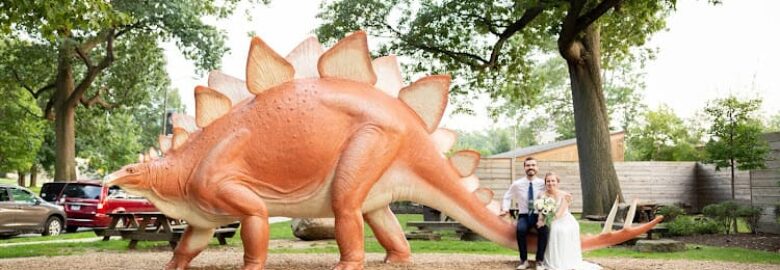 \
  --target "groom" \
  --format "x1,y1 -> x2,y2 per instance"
500,157 -> 549,270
